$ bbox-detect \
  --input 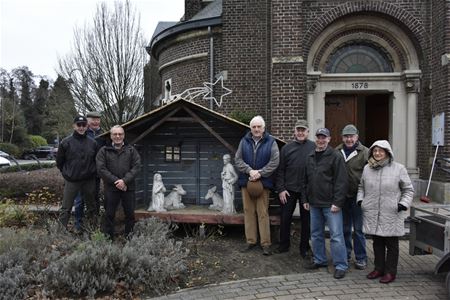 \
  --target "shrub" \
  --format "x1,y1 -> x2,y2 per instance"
0,162 -> 56,174
229,110 -> 257,125
0,200 -> 37,227
0,142 -> 20,158
27,135 -> 48,149
0,167 -> 63,200
41,218 -> 189,297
